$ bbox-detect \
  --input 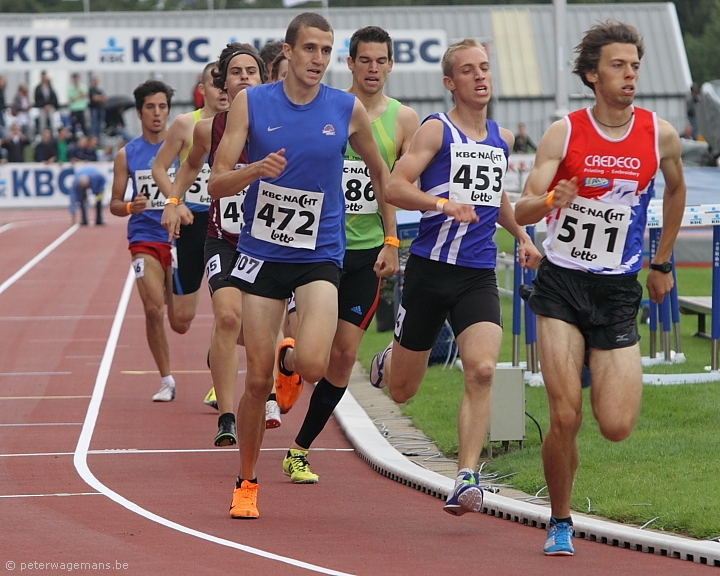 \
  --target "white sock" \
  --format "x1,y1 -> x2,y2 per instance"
161,375 -> 175,388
